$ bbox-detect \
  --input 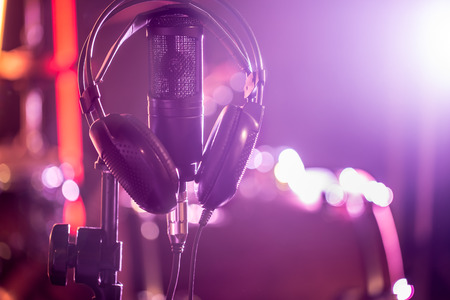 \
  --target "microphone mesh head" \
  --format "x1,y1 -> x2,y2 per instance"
149,15 -> 201,99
